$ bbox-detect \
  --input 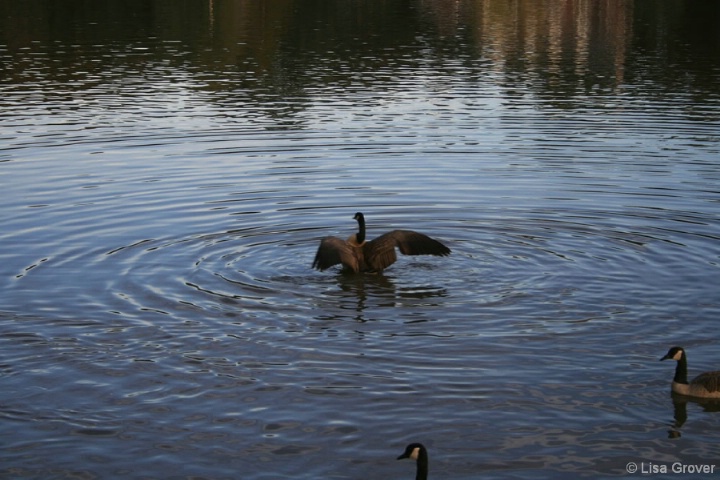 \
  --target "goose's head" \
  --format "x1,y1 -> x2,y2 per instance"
661,346 -> 685,362
353,212 -> 364,222
397,442 -> 425,461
